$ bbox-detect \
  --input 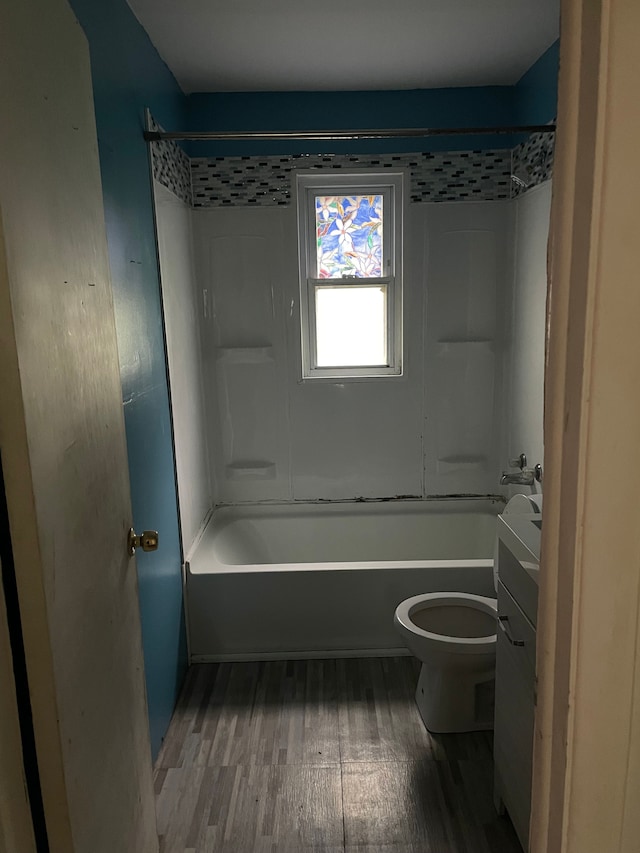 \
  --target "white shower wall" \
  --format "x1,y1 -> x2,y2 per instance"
192,208 -> 293,503
503,181 -> 552,493
422,202 -> 513,495
191,197 -> 515,505
154,183 -> 212,553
